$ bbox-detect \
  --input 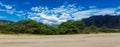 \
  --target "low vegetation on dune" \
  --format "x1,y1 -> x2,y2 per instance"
0,15 -> 120,35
